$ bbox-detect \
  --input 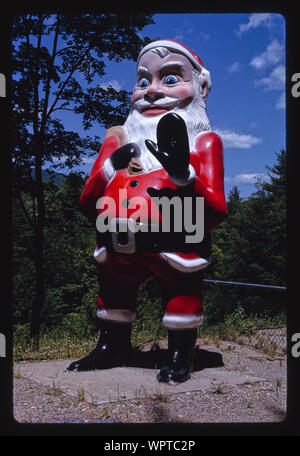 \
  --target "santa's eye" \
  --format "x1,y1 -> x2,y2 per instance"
164,74 -> 179,85
137,78 -> 150,88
